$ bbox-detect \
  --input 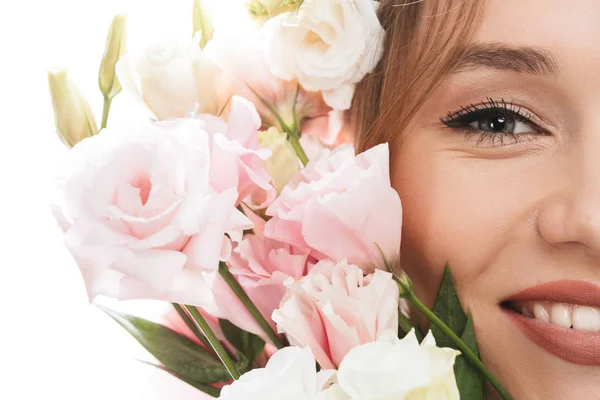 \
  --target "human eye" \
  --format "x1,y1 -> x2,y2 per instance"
439,98 -> 549,146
